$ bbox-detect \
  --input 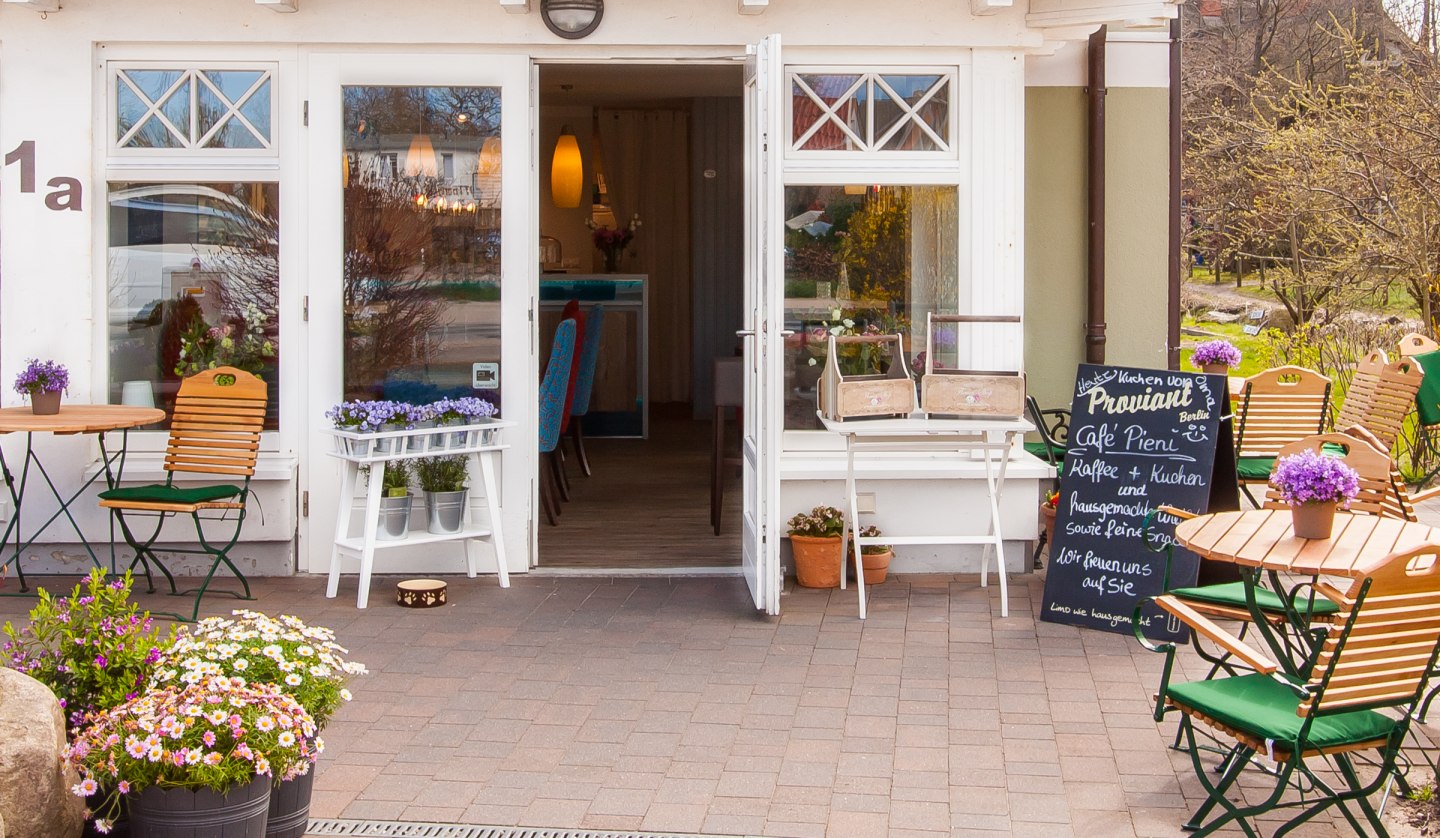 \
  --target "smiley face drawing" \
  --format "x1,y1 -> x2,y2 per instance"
1181,424 -> 1208,443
